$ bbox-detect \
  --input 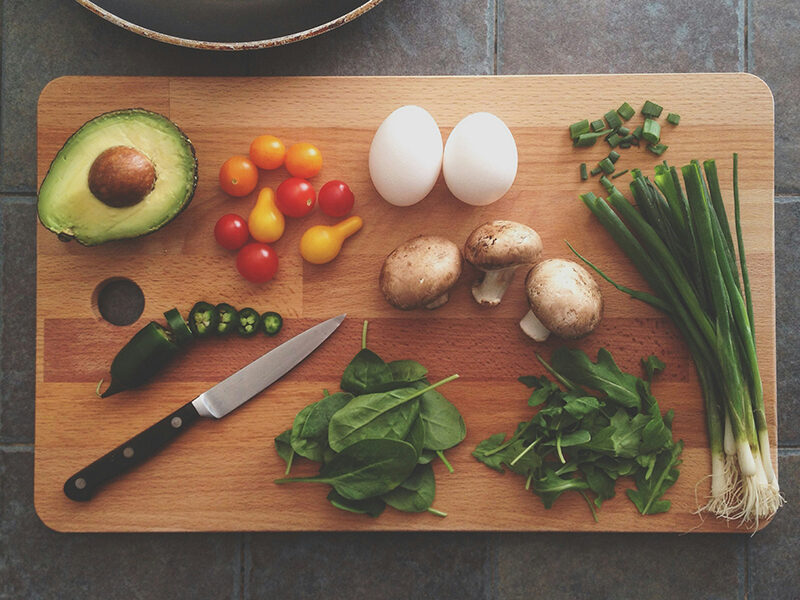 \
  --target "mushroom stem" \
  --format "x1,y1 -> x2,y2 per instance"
472,267 -> 518,306
519,309 -> 550,341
